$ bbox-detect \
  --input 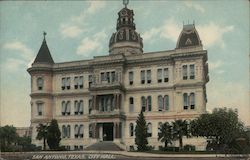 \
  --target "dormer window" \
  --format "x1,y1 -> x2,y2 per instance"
185,38 -> 192,45
37,77 -> 44,90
